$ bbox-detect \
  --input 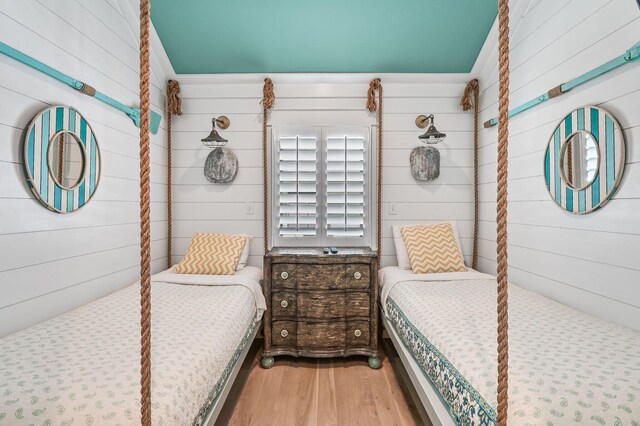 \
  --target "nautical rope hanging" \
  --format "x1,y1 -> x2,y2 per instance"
166,80 -> 183,268
461,79 -> 480,270
496,0 -> 511,424
366,78 -> 383,258
138,0 -> 152,424
56,133 -> 65,185
262,78 -> 275,254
